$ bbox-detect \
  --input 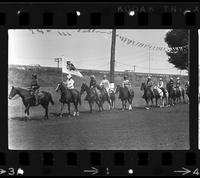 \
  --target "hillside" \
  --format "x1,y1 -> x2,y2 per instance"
8,65 -> 188,88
